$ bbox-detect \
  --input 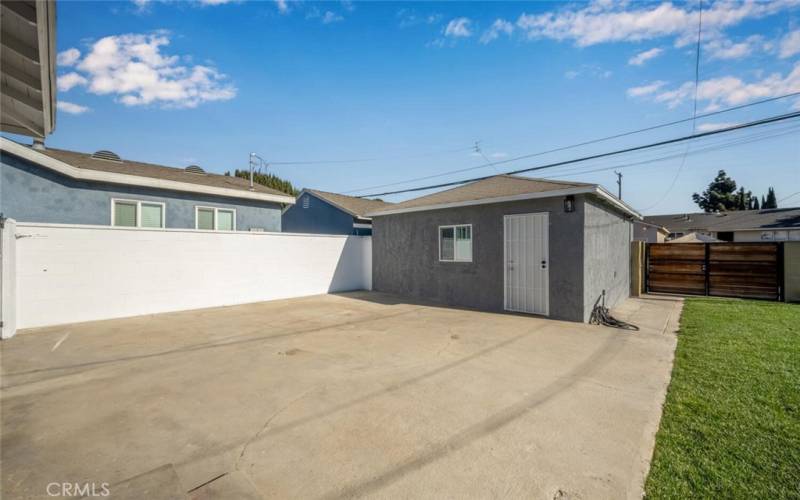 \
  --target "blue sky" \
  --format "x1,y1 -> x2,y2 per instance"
10,0 -> 800,213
